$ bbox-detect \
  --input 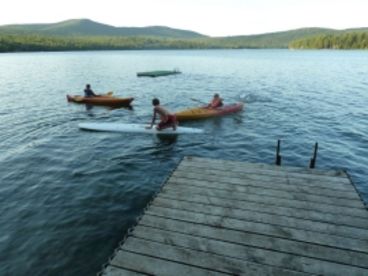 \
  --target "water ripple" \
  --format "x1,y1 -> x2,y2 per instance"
0,49 -> 368,275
